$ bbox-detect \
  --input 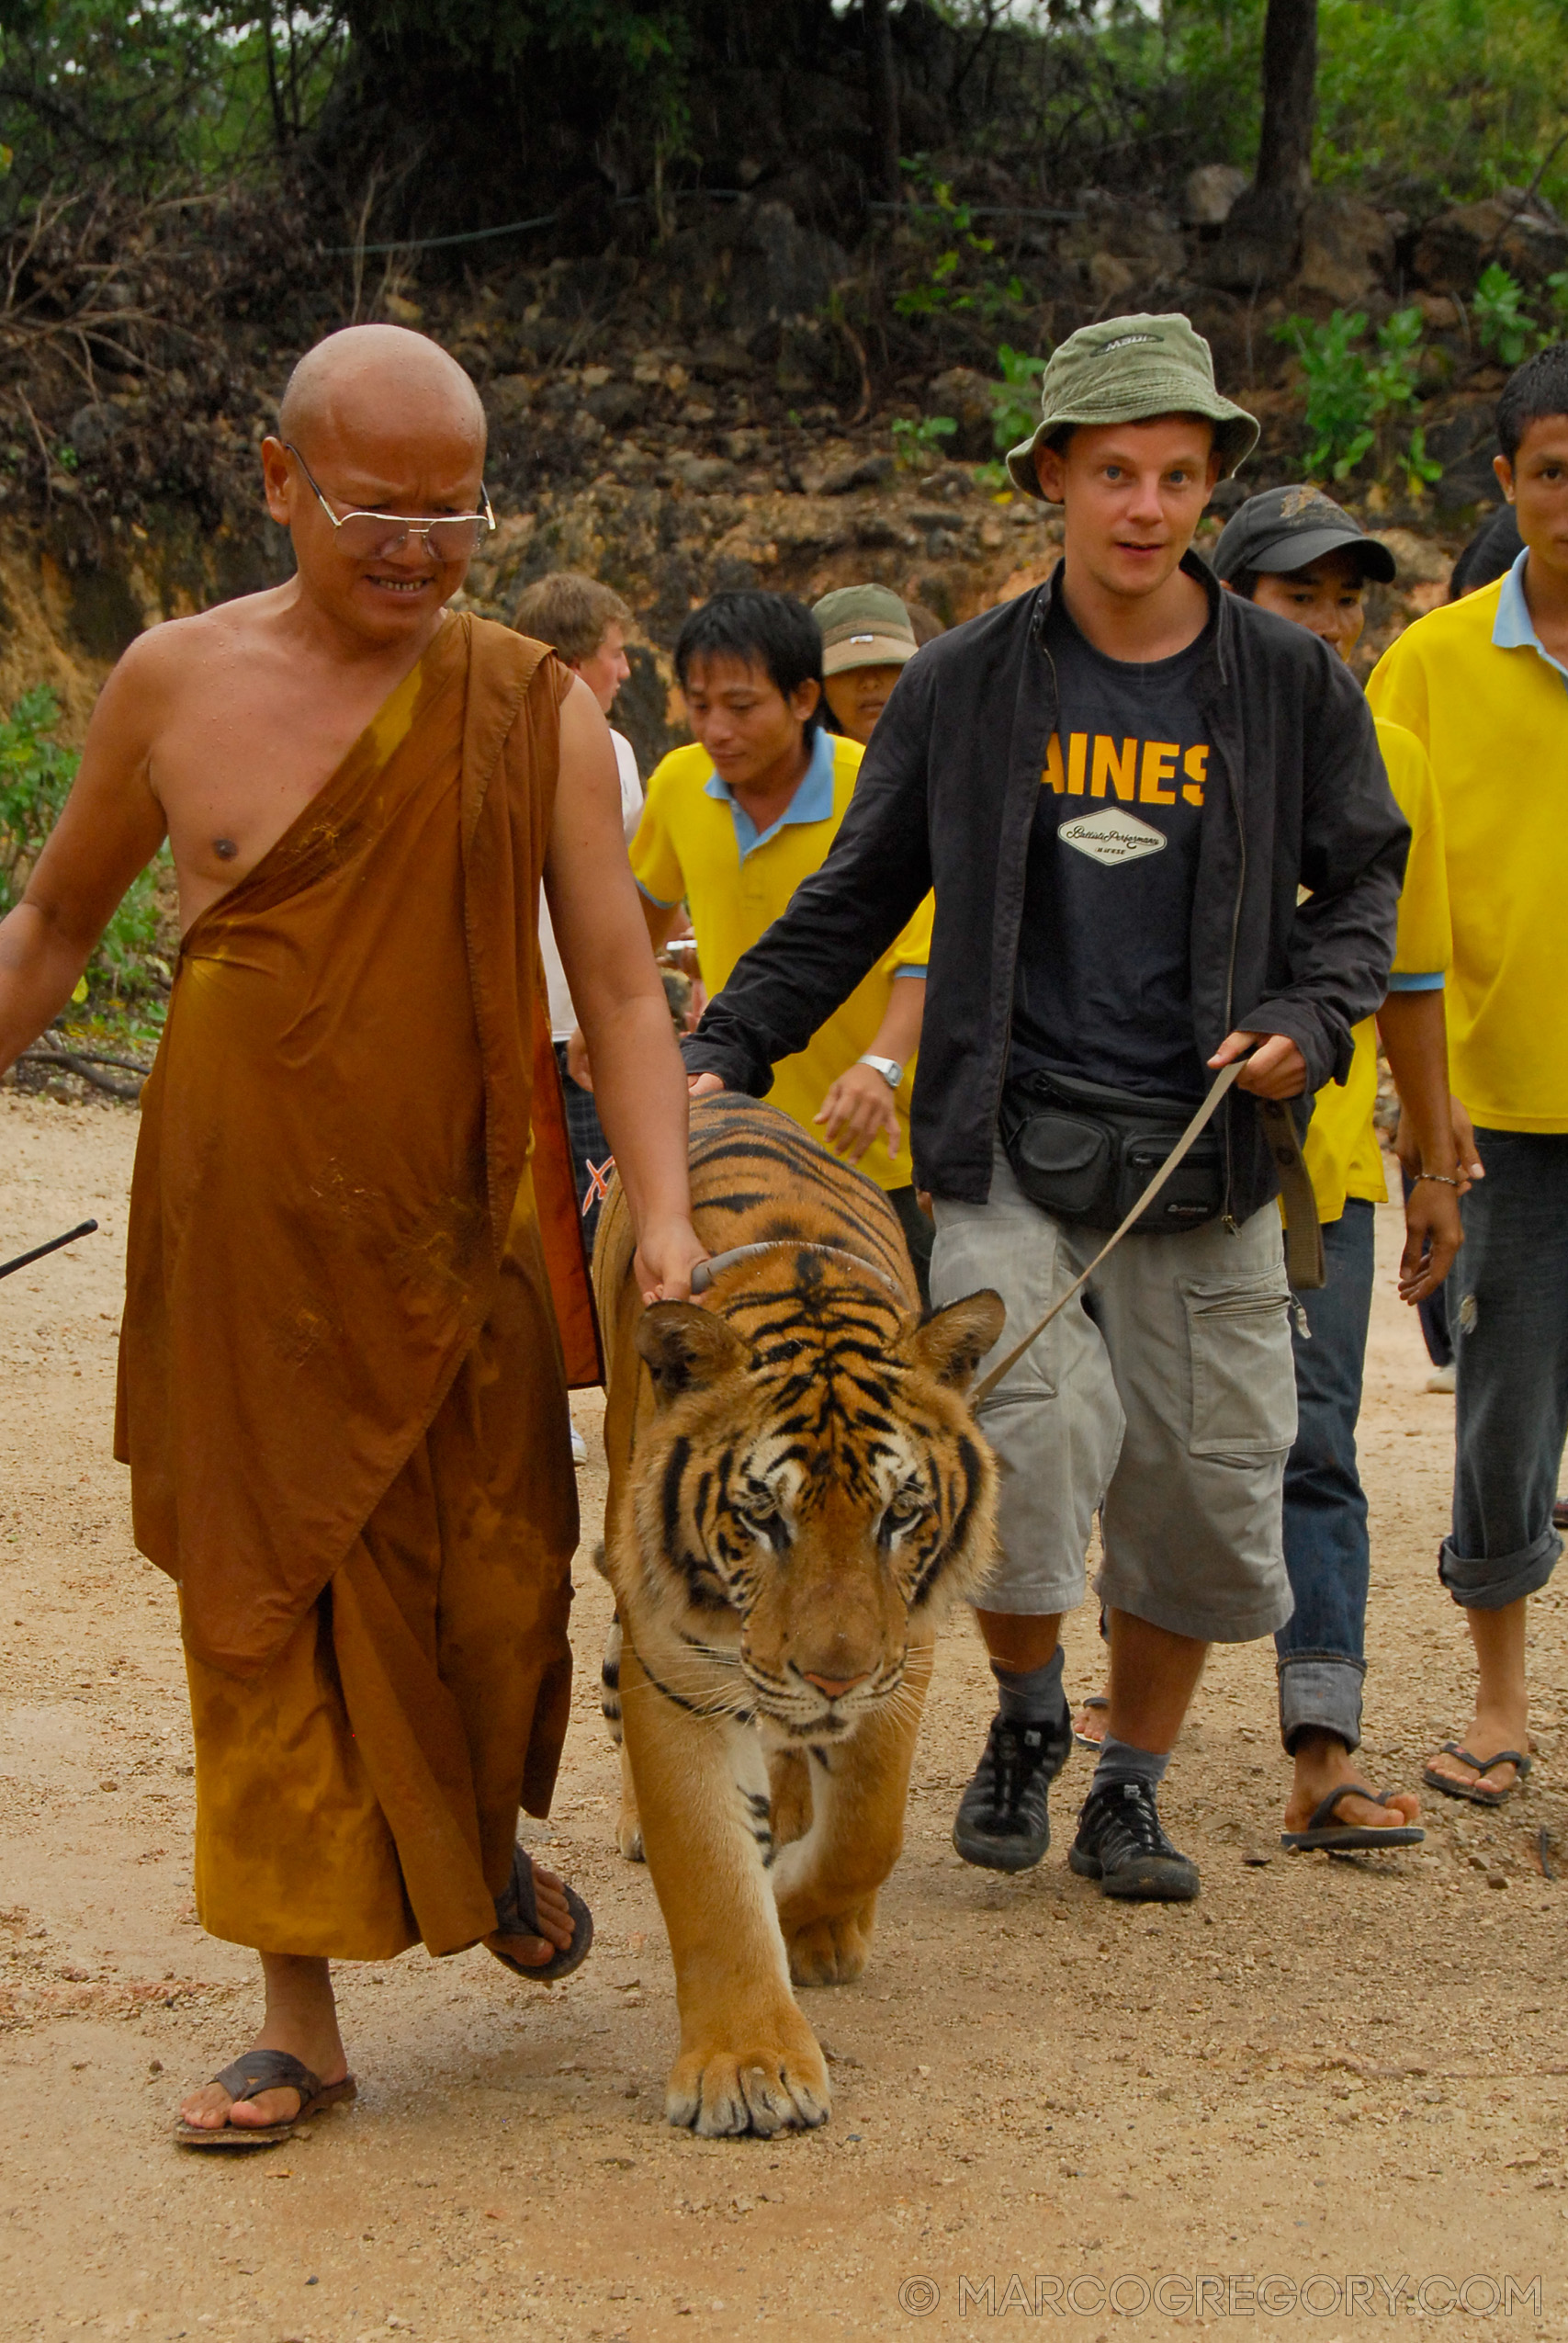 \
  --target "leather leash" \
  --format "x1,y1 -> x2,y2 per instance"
1258,1097 -> 1325,1292
972,1065 -> 1323,1407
